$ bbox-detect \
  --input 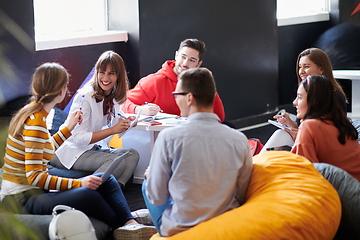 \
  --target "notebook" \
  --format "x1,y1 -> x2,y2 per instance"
117,109 -> 142,138
268,119 -> 291,130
